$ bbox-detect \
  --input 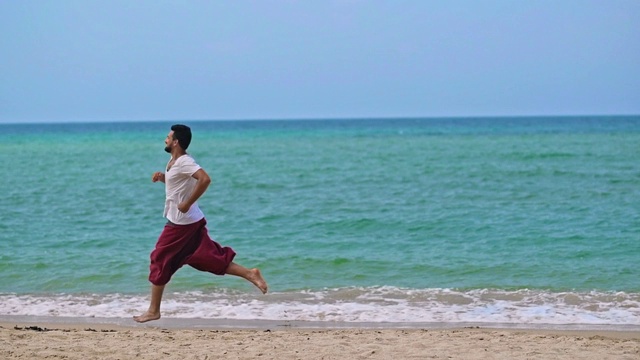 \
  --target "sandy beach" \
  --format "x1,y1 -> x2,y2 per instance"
1,318 -> 638,359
